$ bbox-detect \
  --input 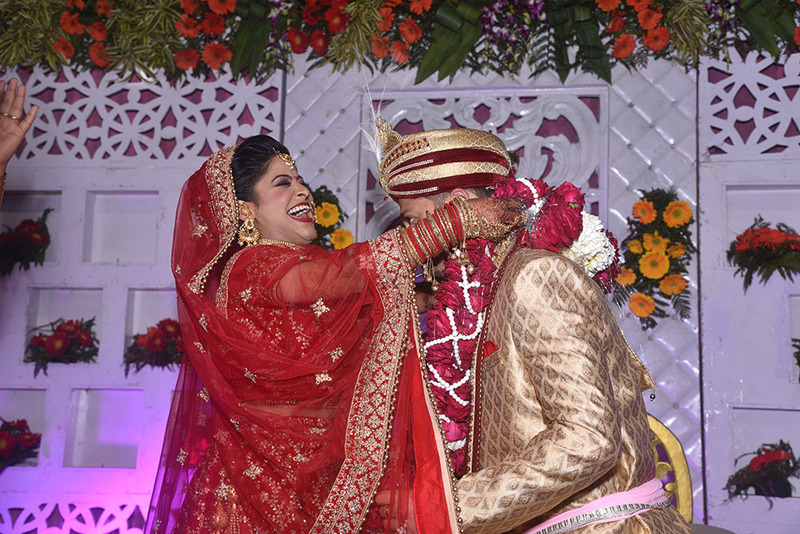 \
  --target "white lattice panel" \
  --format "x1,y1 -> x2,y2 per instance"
701,53 -> 800,159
